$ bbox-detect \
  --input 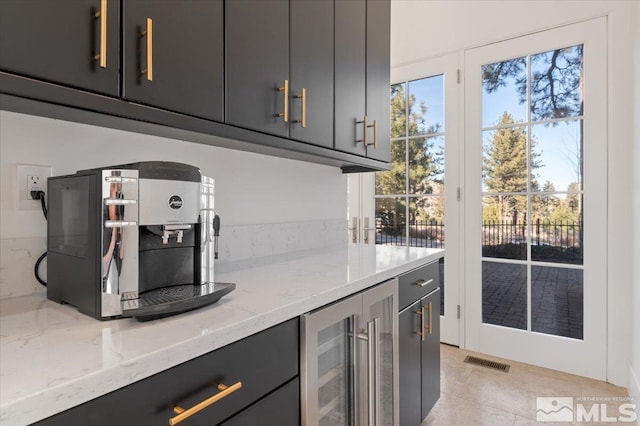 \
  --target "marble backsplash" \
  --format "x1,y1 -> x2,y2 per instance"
0,219 -> 347,300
